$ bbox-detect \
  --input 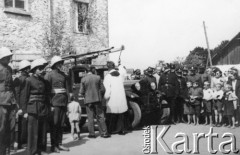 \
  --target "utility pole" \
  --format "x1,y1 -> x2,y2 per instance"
203,21 -> 212,67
